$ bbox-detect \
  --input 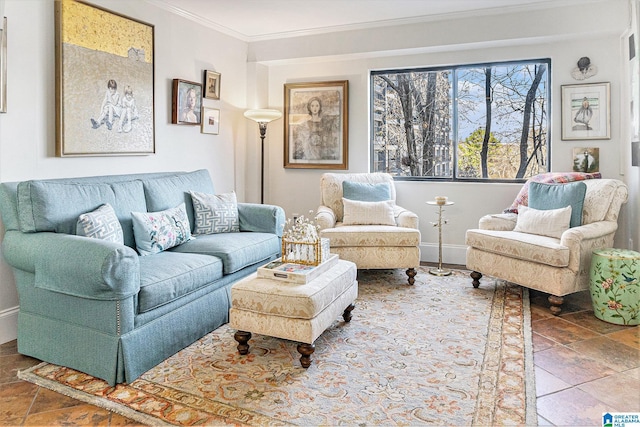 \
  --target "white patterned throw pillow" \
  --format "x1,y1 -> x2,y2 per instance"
77,203 -> 124,244
190,190 -> 240,234
131,203 -> 193,256
342,198 -> 396,226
